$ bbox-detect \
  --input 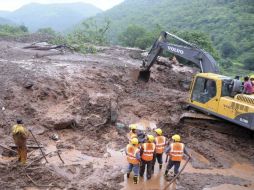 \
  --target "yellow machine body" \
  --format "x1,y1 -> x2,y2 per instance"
188,73 -> 254,130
